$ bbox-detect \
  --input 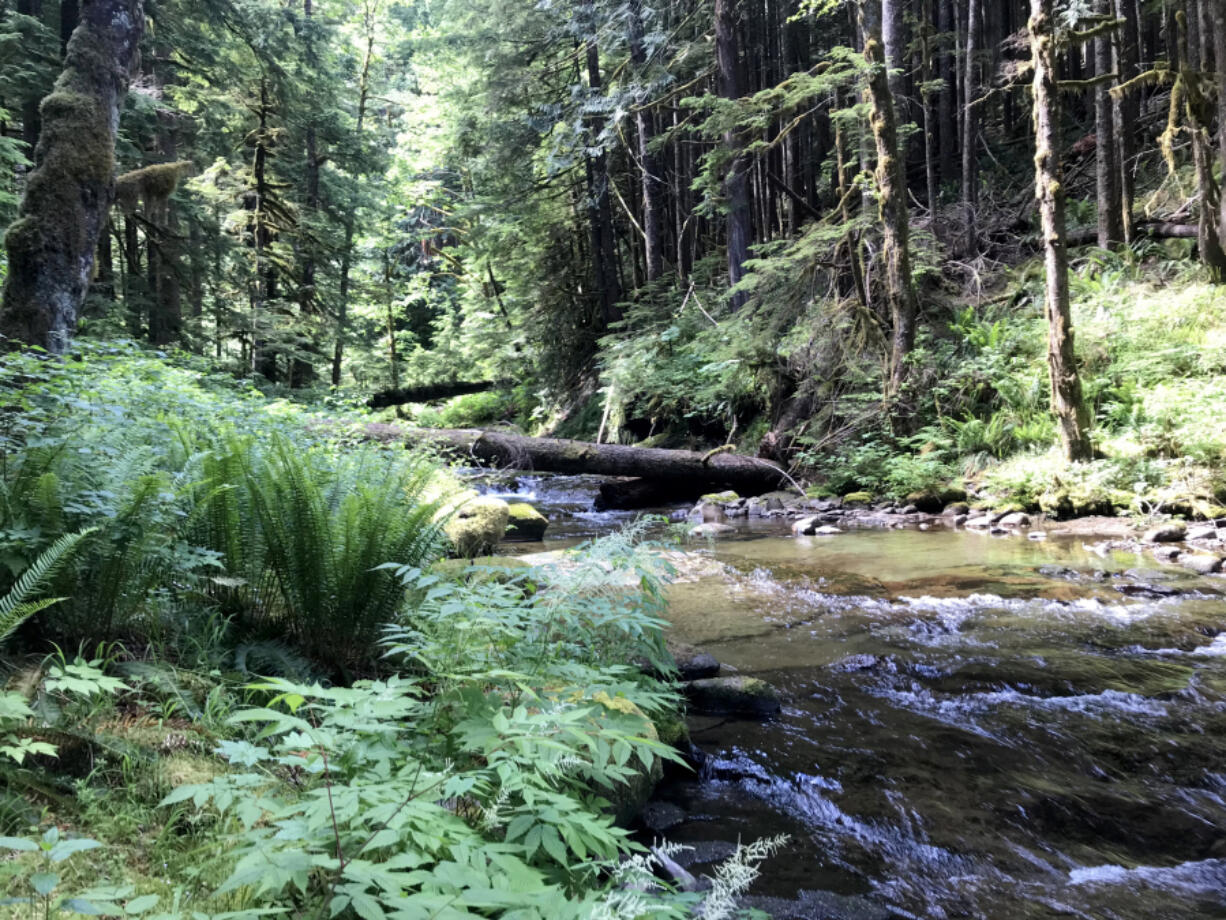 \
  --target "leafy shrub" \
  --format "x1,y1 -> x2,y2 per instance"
0,343 -> 453,668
